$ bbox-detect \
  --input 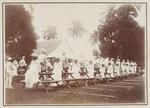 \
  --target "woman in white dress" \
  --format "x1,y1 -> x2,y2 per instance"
25,54 -> 40,88
53,58 -> 63,85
